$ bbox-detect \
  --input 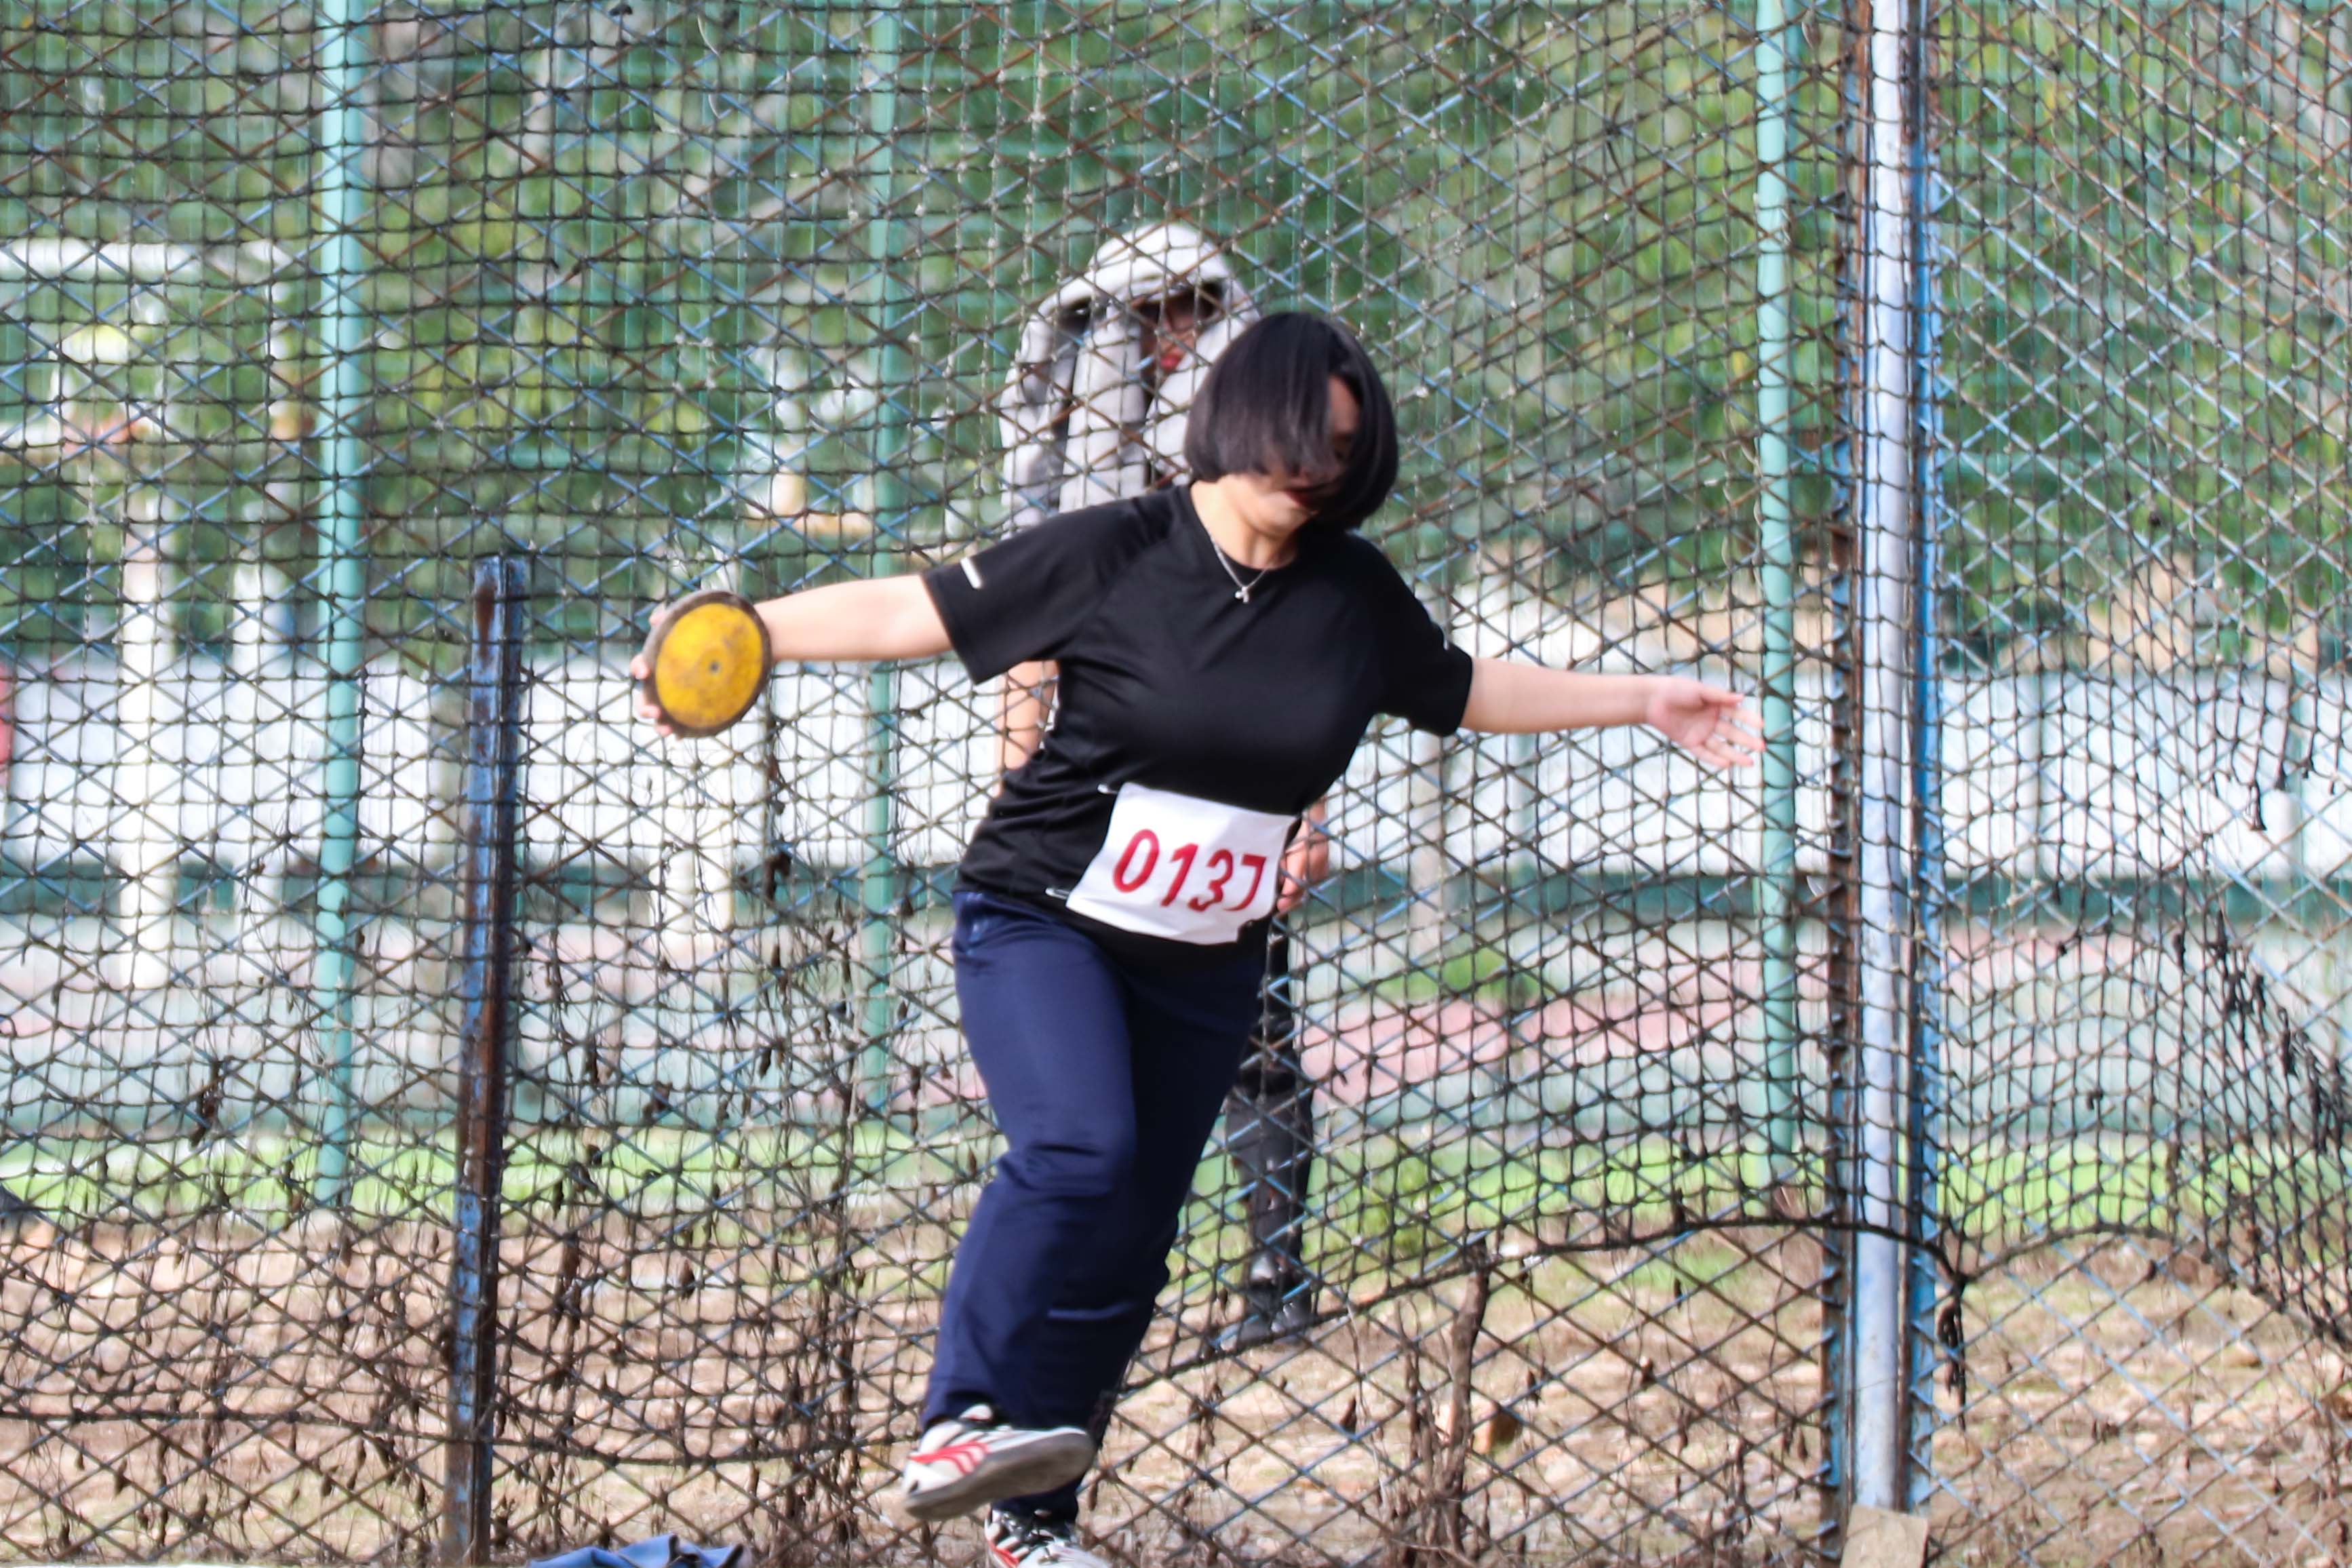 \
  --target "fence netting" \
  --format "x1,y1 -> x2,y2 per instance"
1919,3 -> 2352,1561
1,2 -> 2347,1566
